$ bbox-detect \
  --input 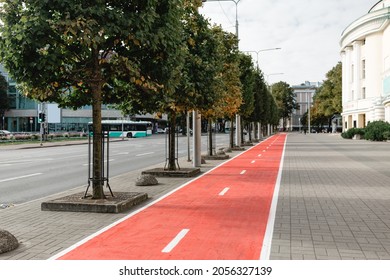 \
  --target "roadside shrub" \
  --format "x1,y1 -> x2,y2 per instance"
341,127 -> 365,139
364,120 -> 390,141
383,131 -> 390,141
341,131 -> 349,139
69,132 -> 83,137
353,128 -> 365,138
14,134 -> 32,140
